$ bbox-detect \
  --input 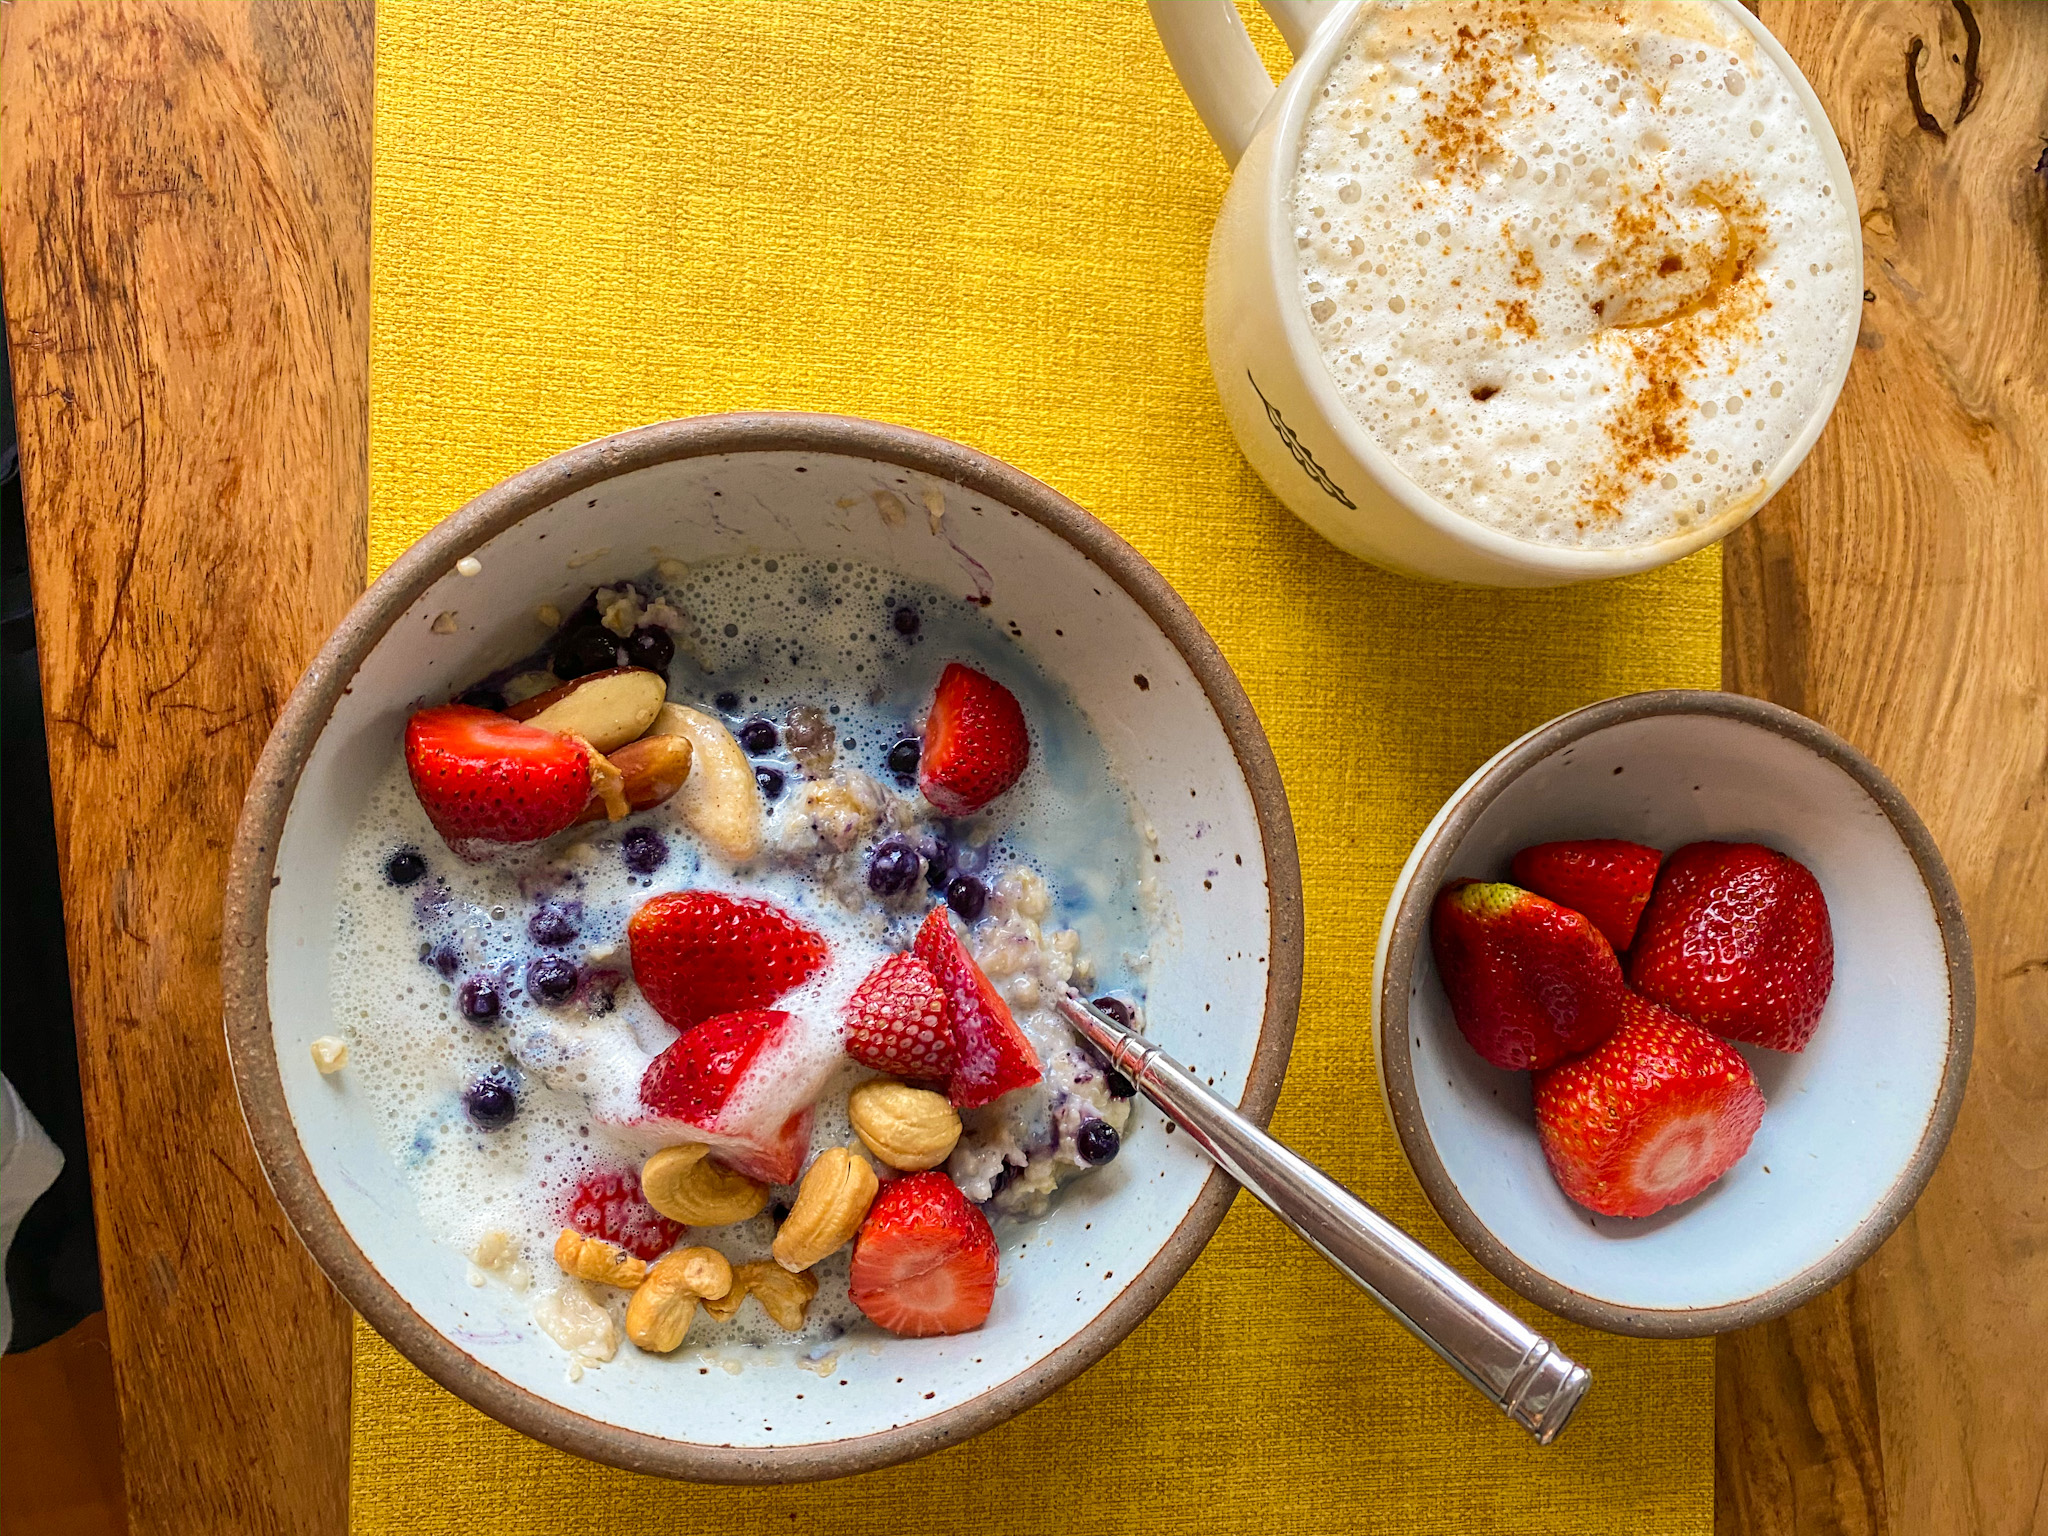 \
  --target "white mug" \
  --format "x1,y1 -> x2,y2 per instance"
1150,0 -> 1860,588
